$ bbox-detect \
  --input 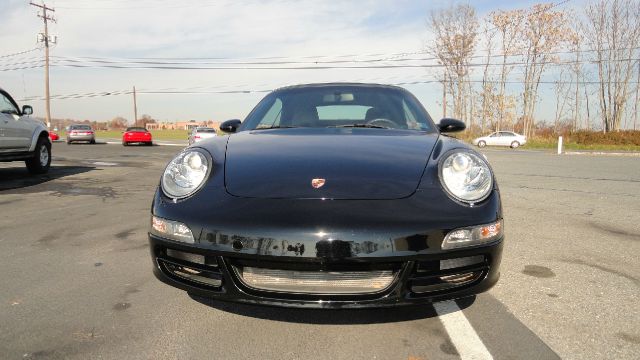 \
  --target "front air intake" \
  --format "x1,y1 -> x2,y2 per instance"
234,266 -> 396,294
